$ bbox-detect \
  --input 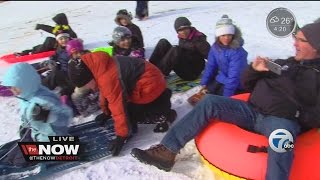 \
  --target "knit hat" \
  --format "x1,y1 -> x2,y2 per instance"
300,22 -> 320,51
215,15 -> 235,37
174,17 -> 192,32
55,29 -> 70,40
115,9 -> 133,25
68,58 -> 93,88
112,26 -> 132,44
66,39 -> 84,56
